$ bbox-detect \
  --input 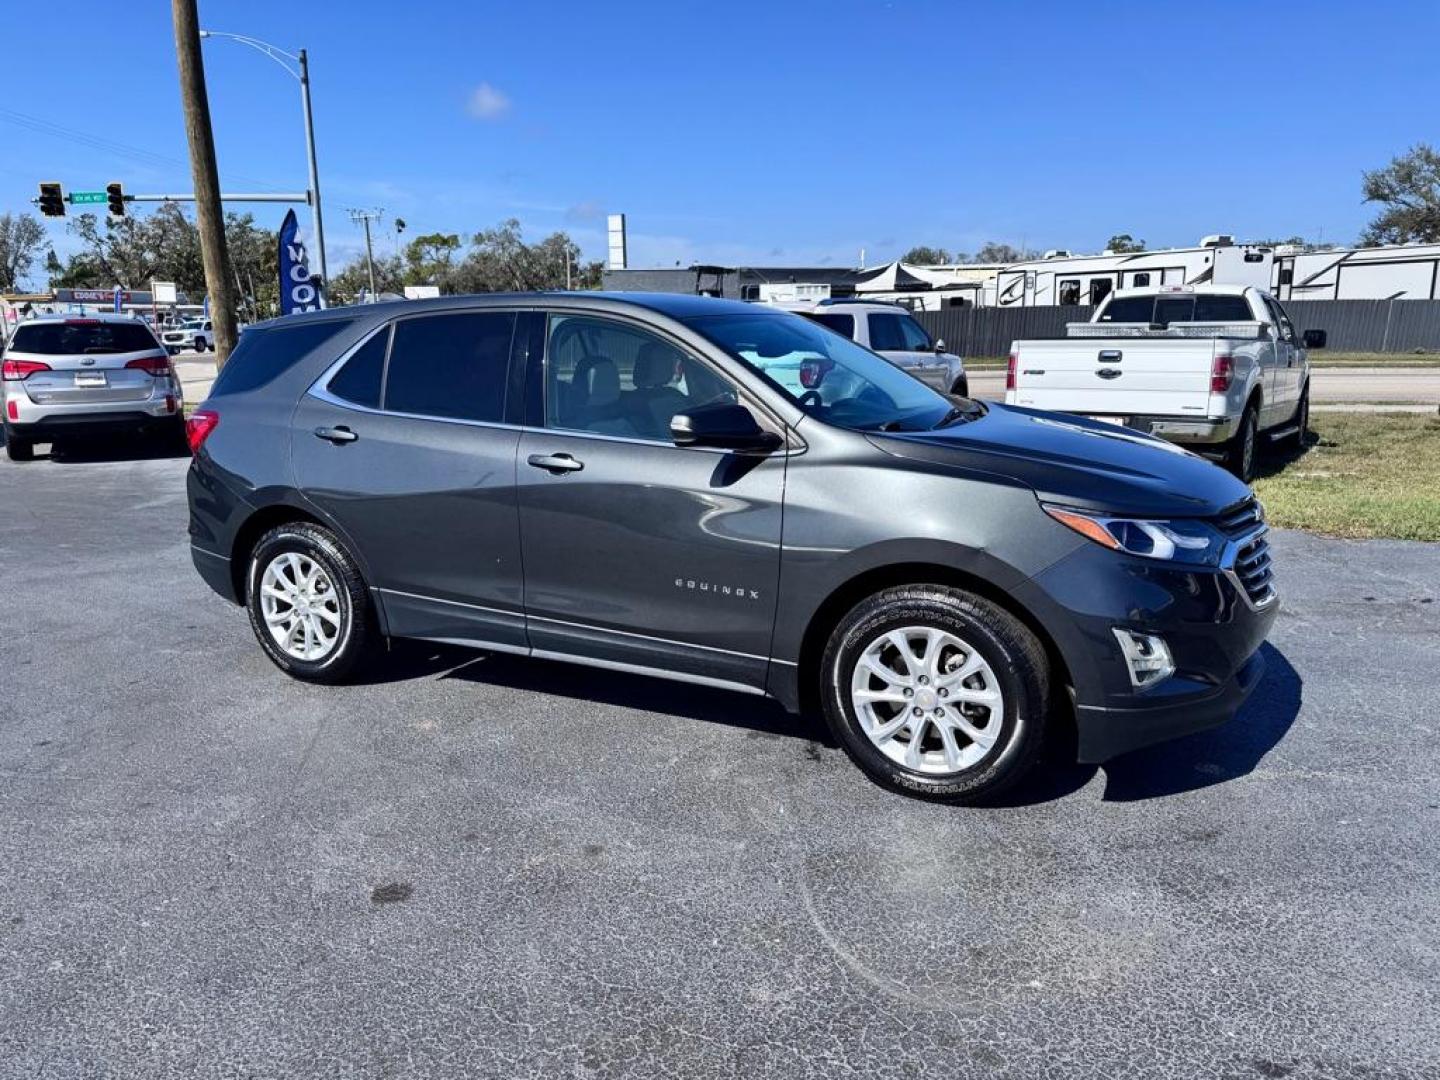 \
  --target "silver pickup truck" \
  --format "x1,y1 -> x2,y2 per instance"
1005,285 -> 1324,480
